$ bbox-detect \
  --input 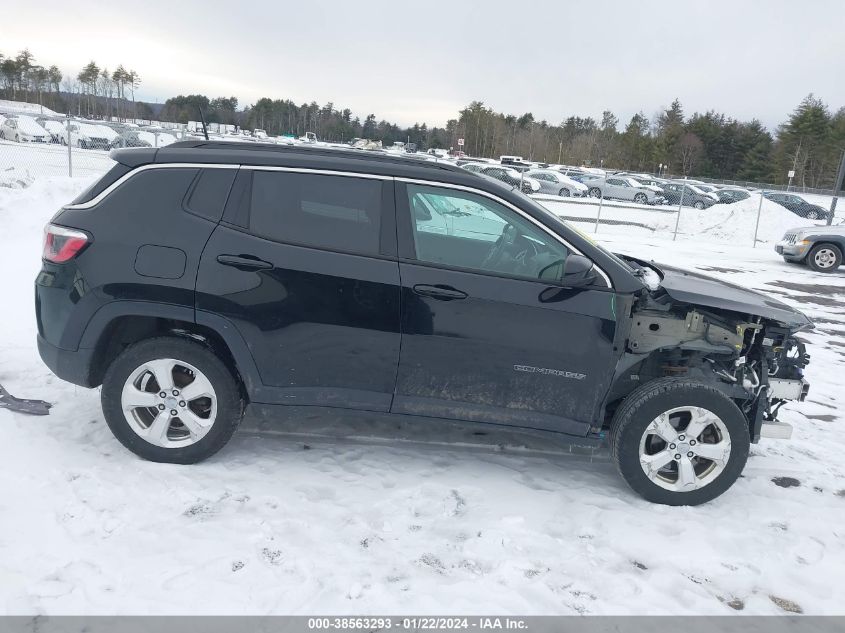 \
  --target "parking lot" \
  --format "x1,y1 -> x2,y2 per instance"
1,174 -> 843,614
